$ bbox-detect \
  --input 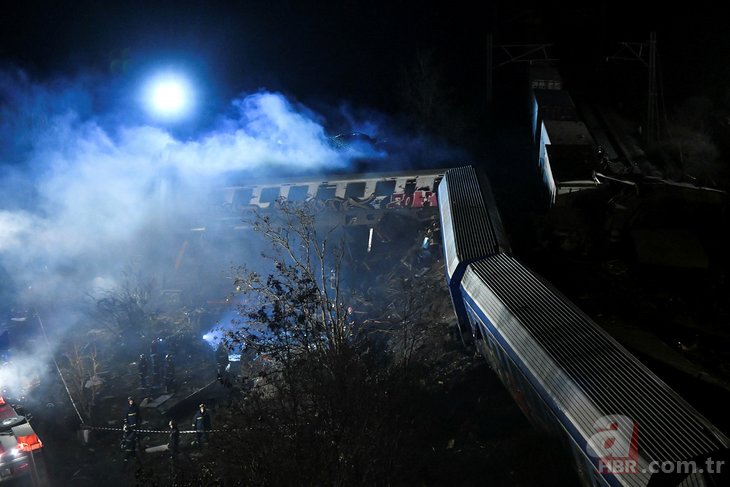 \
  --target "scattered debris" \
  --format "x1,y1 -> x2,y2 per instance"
143,394 -> 174,409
